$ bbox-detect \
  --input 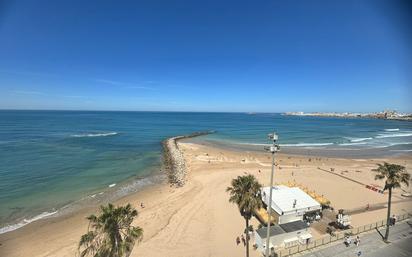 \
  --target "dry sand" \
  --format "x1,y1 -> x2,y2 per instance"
0,142 -> 411,257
